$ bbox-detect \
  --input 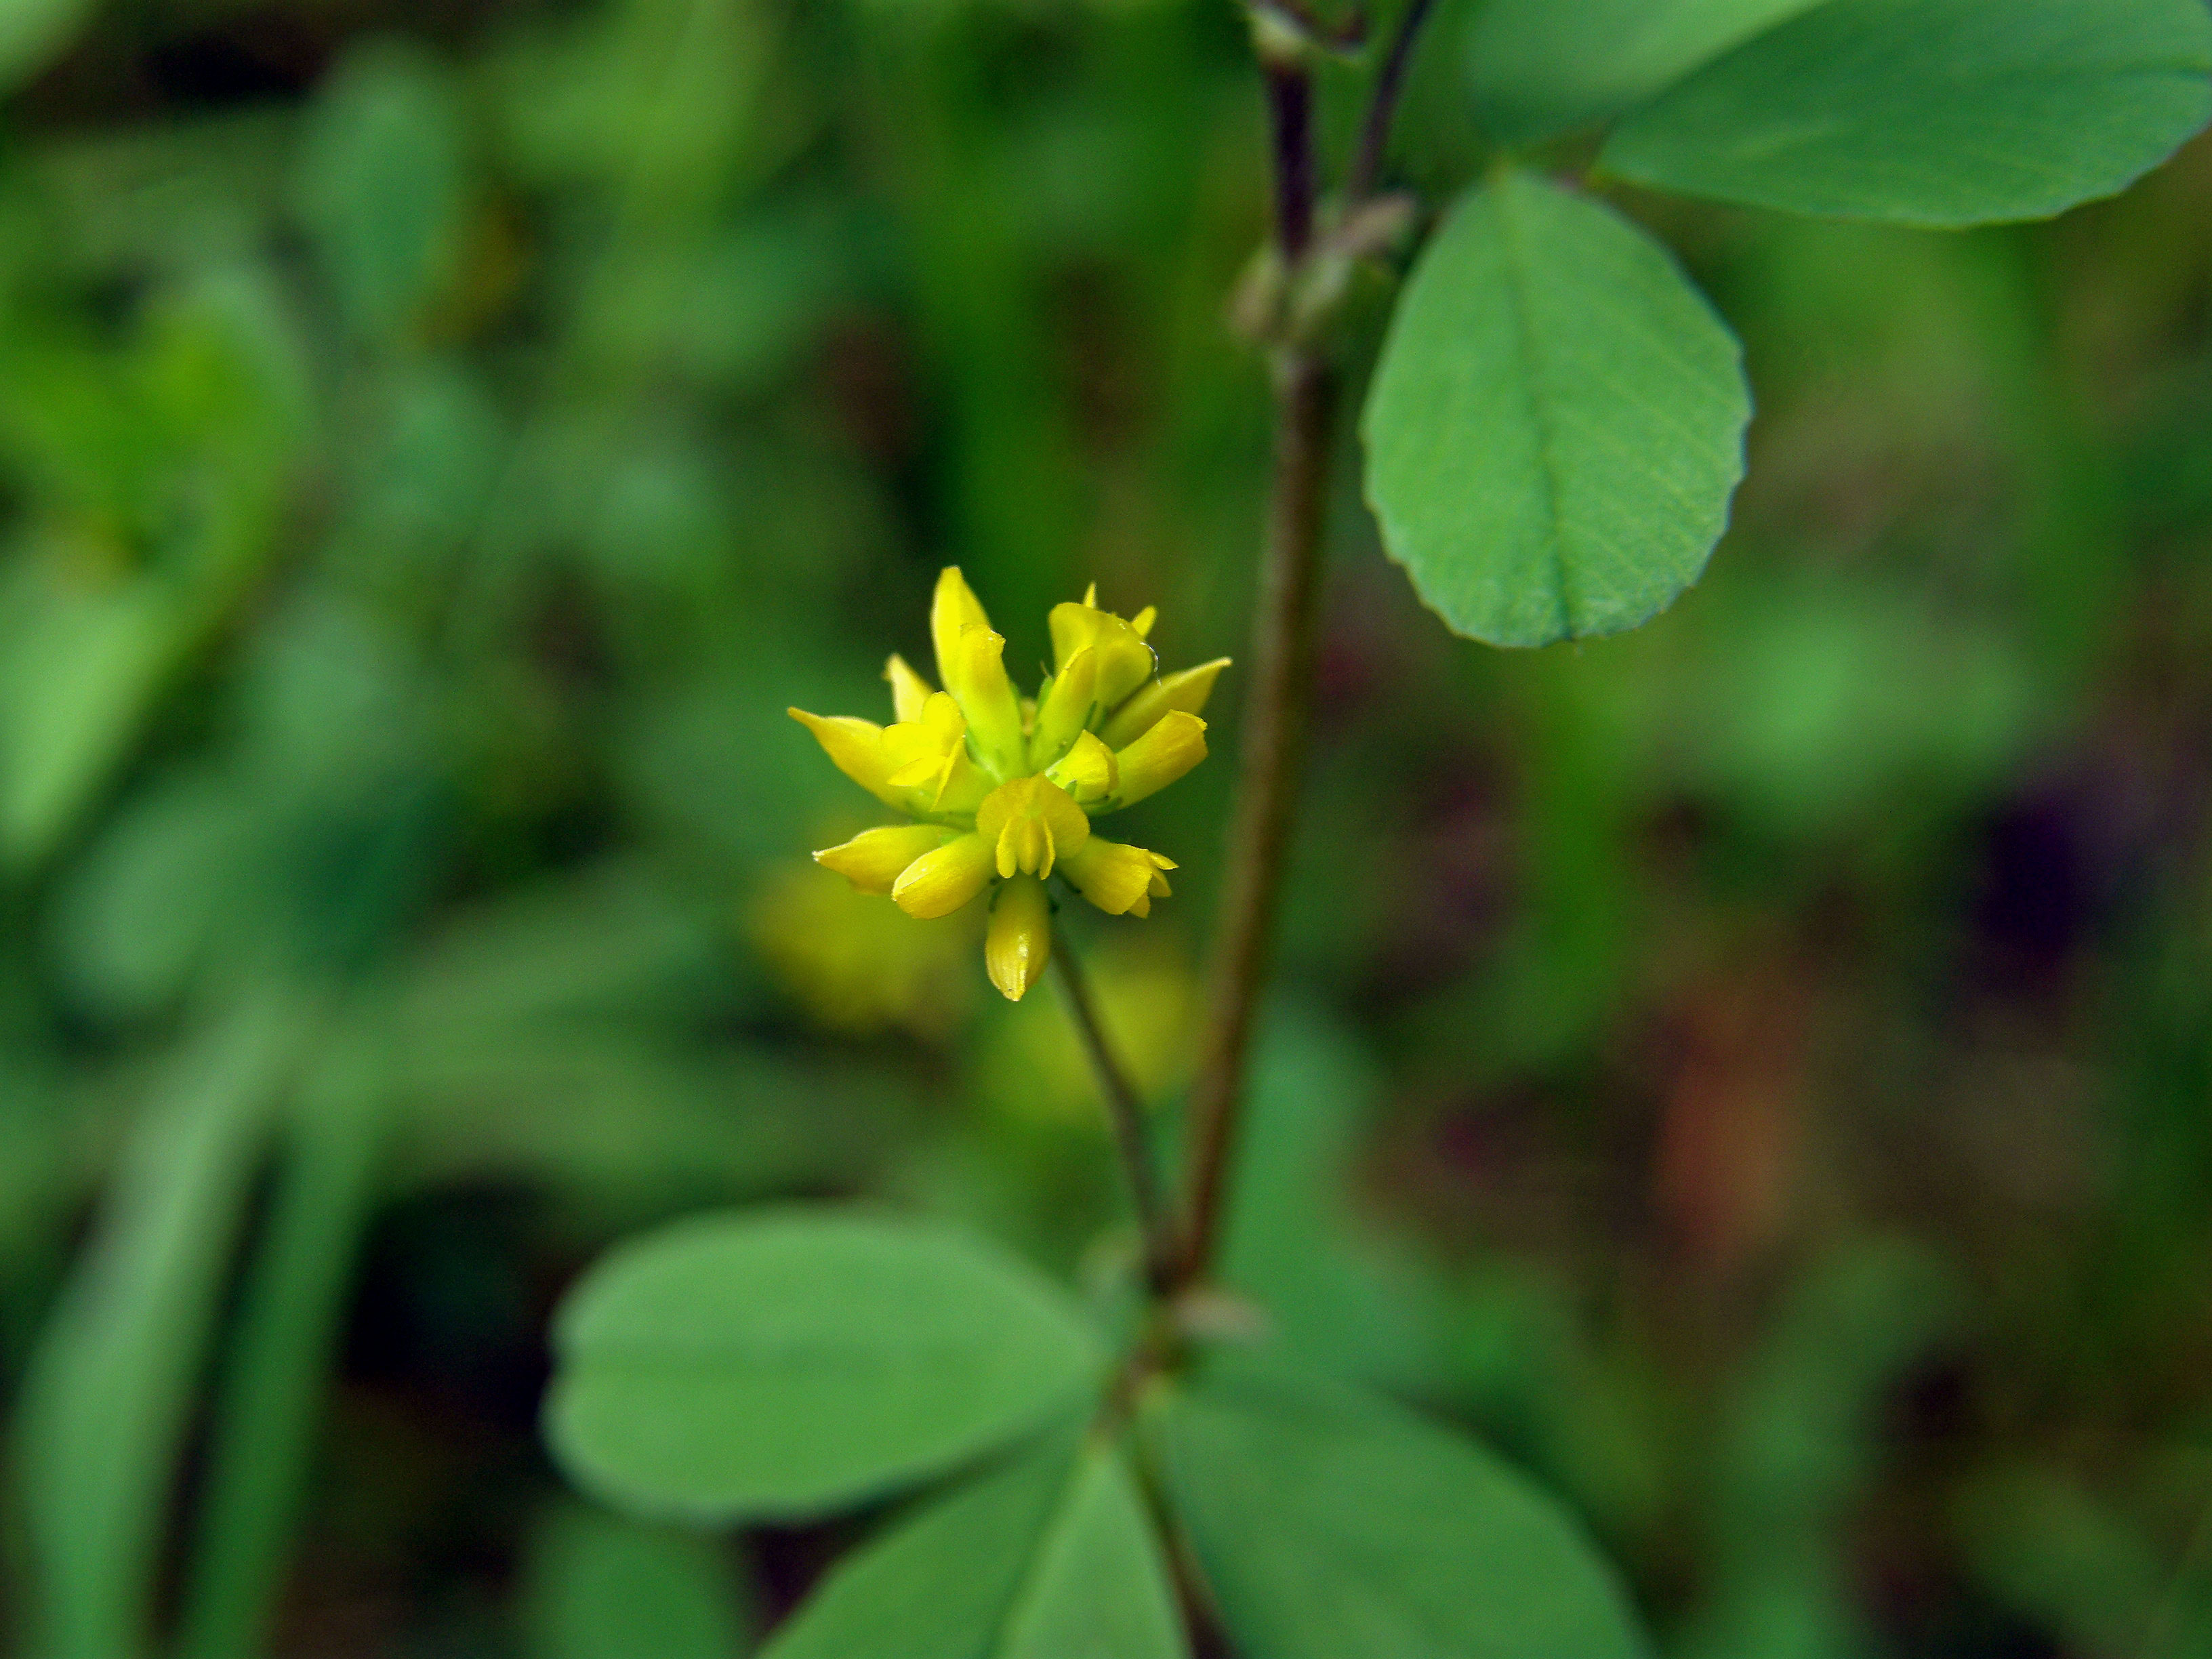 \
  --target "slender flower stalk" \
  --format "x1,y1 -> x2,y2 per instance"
1052,939 -> 1173,1282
